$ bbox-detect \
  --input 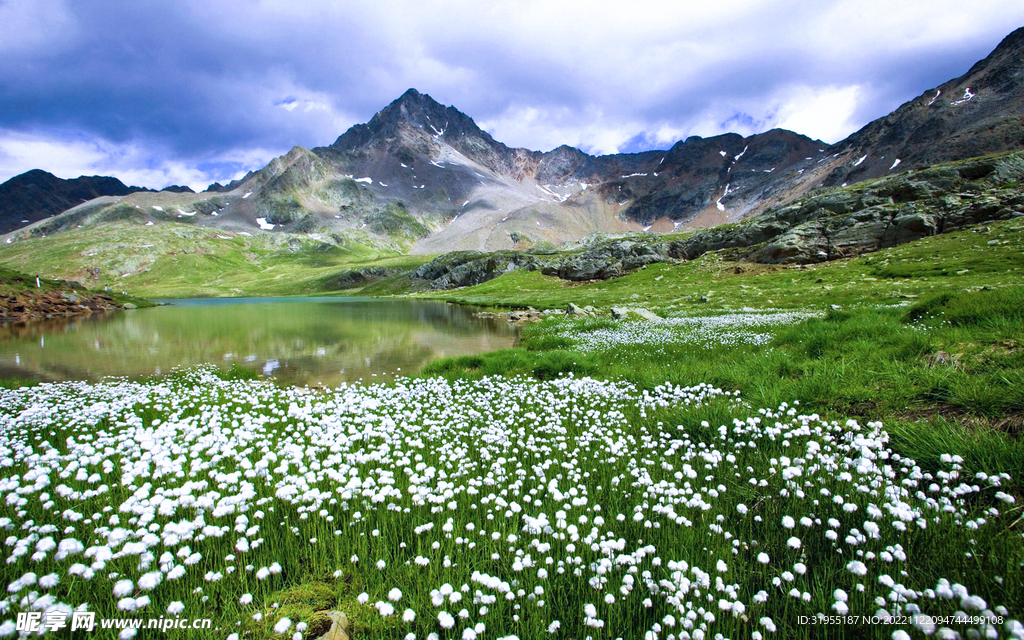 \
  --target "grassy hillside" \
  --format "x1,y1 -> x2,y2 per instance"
405,215 -> 1024,312
0,221 -> 428,298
